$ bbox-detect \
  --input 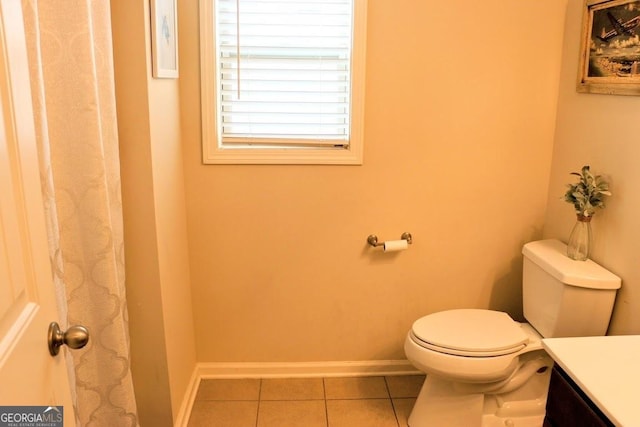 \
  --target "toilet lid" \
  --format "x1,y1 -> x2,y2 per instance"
411,309 -> 529,357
